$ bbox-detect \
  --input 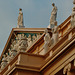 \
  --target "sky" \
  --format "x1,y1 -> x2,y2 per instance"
0,0 -> 73,55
